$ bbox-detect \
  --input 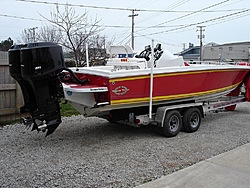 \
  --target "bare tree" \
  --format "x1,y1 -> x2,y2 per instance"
77,35 -> 107,66
36,25 -> 62,43
40,4 -> 102,65
19,25 -> 61,44
19,29 -> 33,43
106,36 -> 116,47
